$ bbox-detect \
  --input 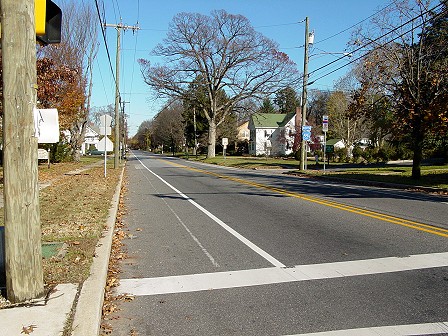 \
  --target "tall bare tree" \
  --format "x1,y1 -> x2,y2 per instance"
41,0 -> 98,161
139,10 -> 299,158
